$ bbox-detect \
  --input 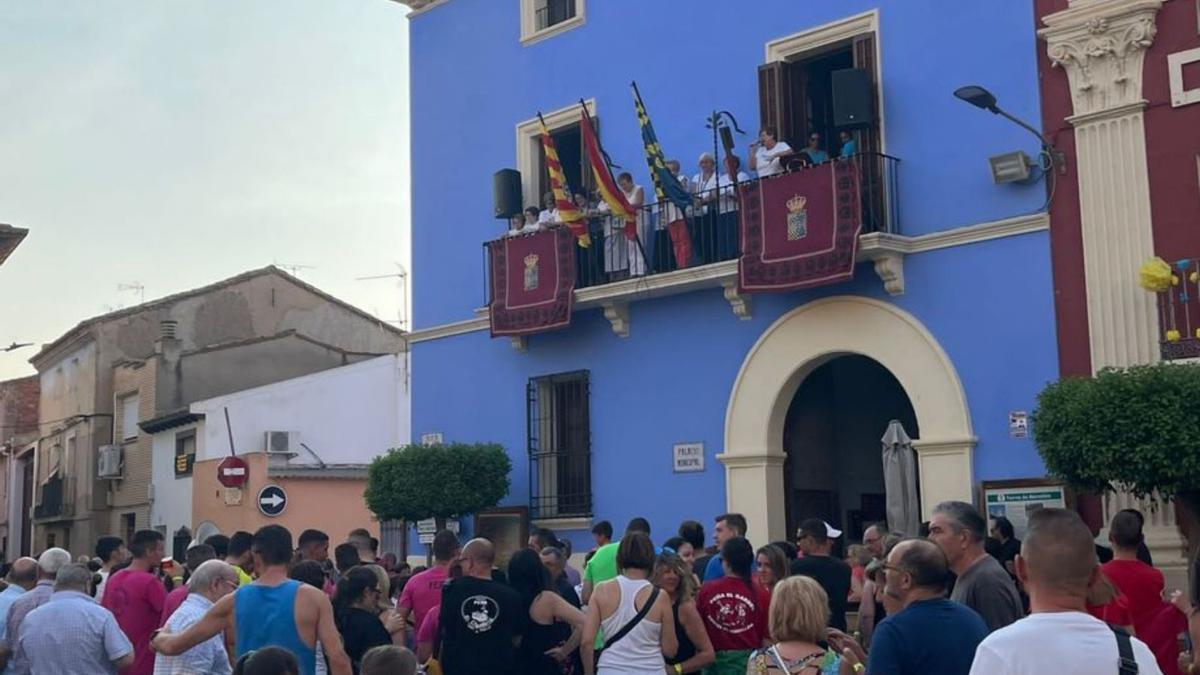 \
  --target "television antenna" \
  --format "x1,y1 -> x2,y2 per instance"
274,261 -> 316,277
117,282 -> 145,305
356,263 -> 408,331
